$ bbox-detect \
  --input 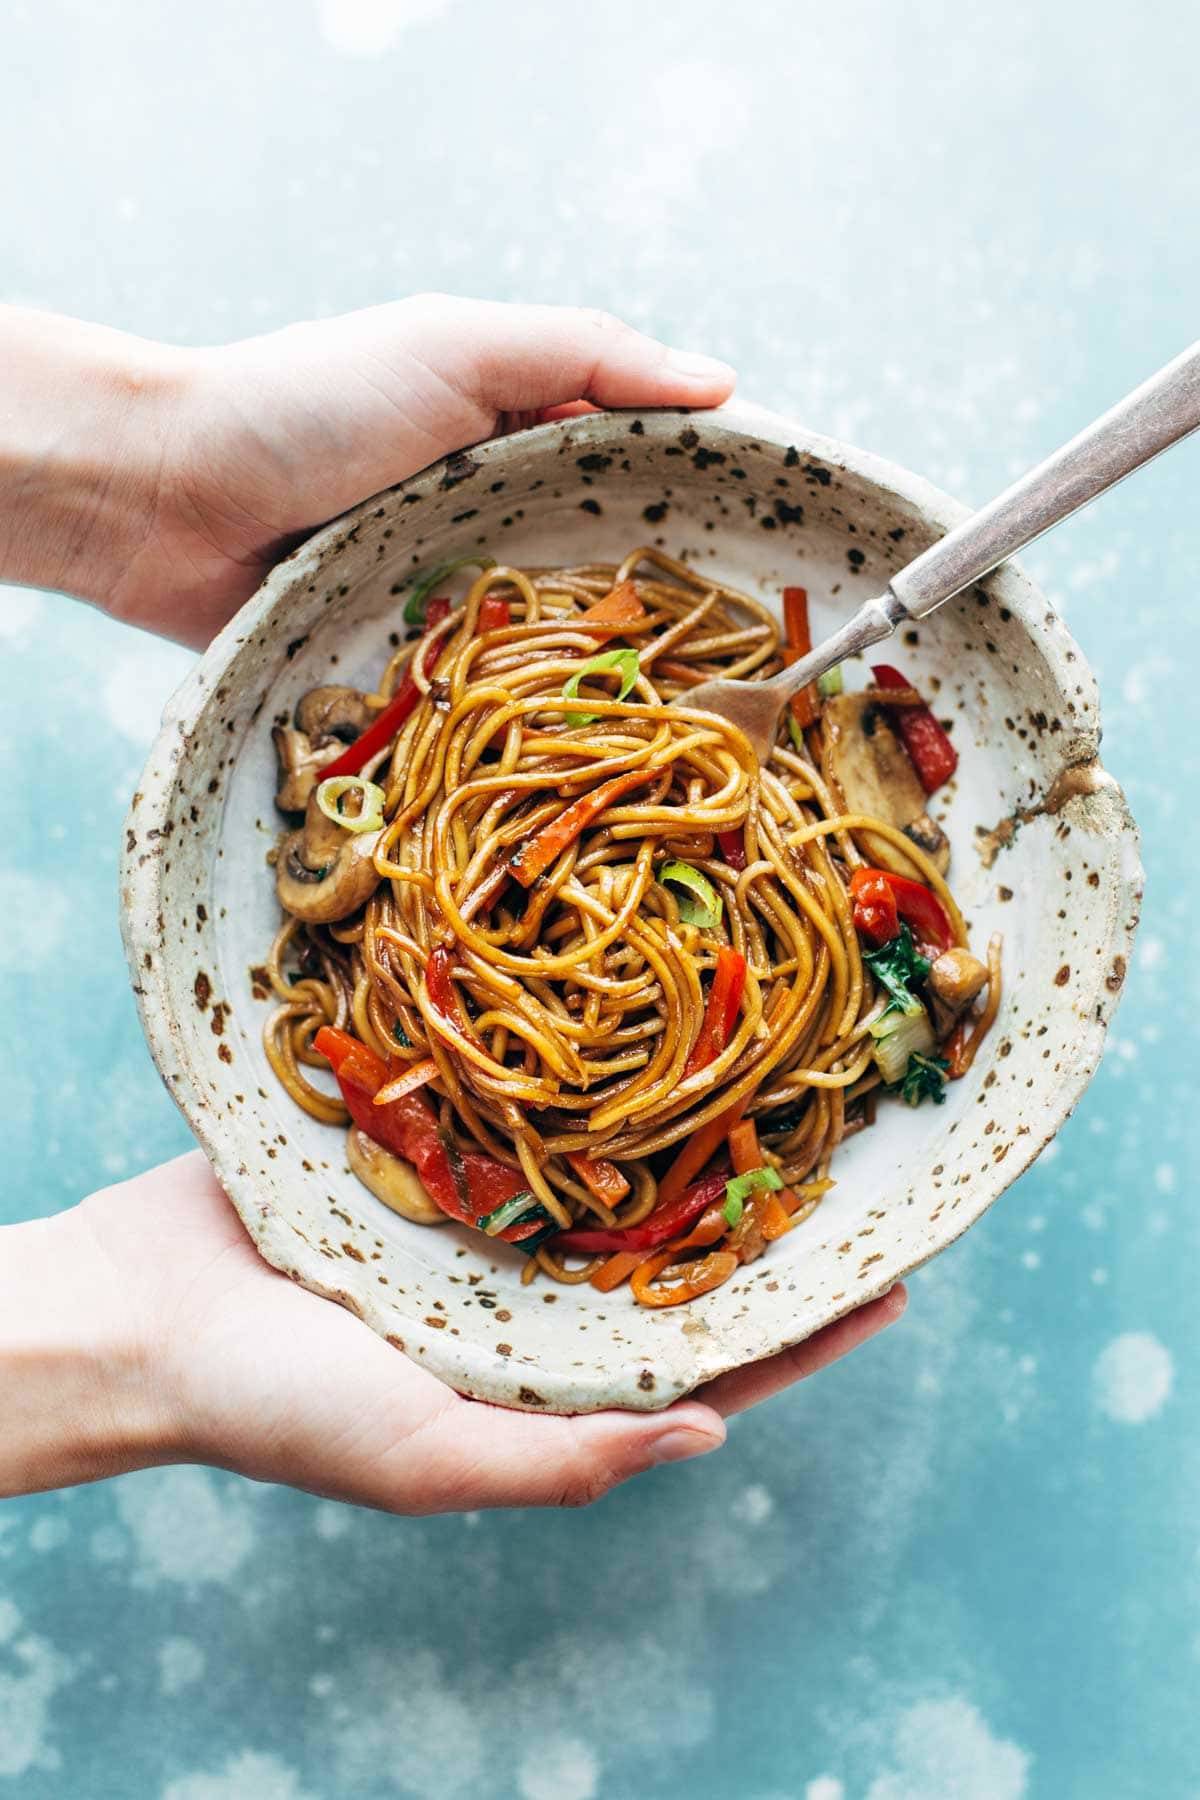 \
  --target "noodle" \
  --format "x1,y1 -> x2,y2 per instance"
262,549 -> 1000,1304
